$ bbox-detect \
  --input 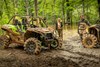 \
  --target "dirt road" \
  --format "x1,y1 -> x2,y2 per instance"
0,29 -> 100,67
